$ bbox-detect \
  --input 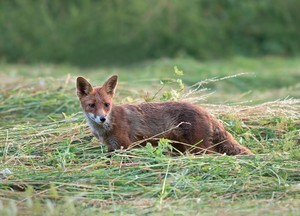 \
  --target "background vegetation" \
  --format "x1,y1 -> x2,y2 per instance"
1,0 -> 300,65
